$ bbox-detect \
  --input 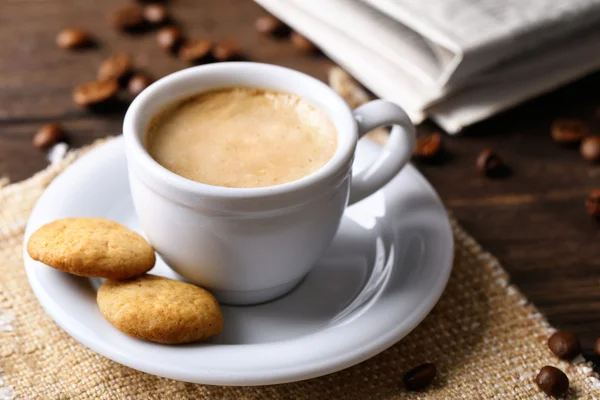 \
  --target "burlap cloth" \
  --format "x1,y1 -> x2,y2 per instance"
1,140 -> 599,399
